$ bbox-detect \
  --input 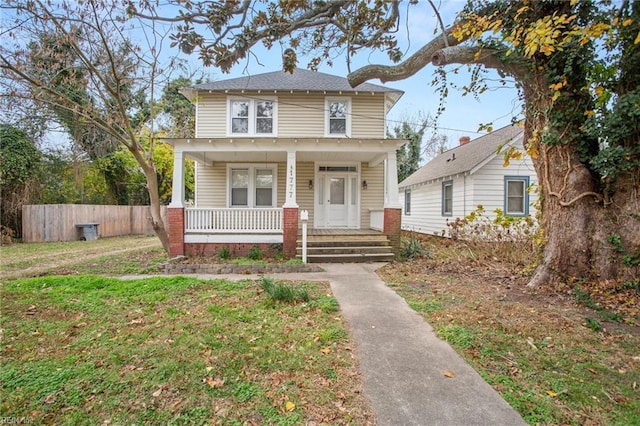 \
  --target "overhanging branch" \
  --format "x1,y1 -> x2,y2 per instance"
347,30 -> 458,86
432,45 -> 528,79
